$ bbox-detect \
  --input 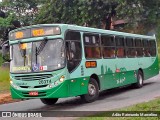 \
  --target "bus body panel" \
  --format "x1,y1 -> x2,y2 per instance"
8,24 -> 159,100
